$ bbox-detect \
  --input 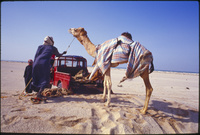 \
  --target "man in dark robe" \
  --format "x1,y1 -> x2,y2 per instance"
31,36 -> 66,99
24,59 -> 33,94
